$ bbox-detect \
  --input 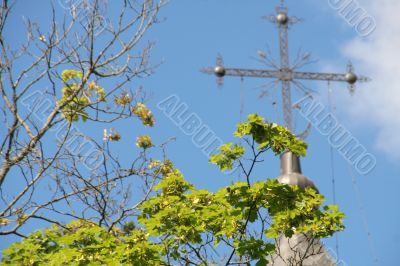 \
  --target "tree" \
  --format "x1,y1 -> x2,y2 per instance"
0,0 -> 167,237
1,114 -> 345,265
